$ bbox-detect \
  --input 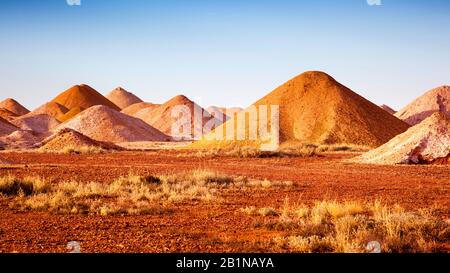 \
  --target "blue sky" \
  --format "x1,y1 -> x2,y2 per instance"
0,0 -> 449,110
